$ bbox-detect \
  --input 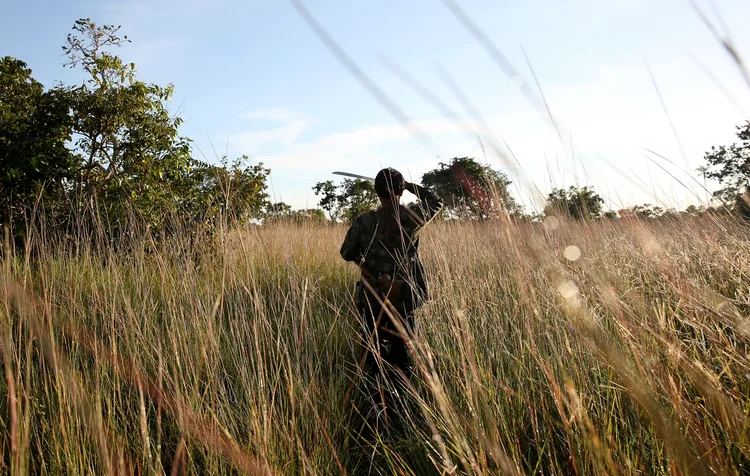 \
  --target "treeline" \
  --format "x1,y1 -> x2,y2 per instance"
312,151 -> 750,223
3,19 -> 749,248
